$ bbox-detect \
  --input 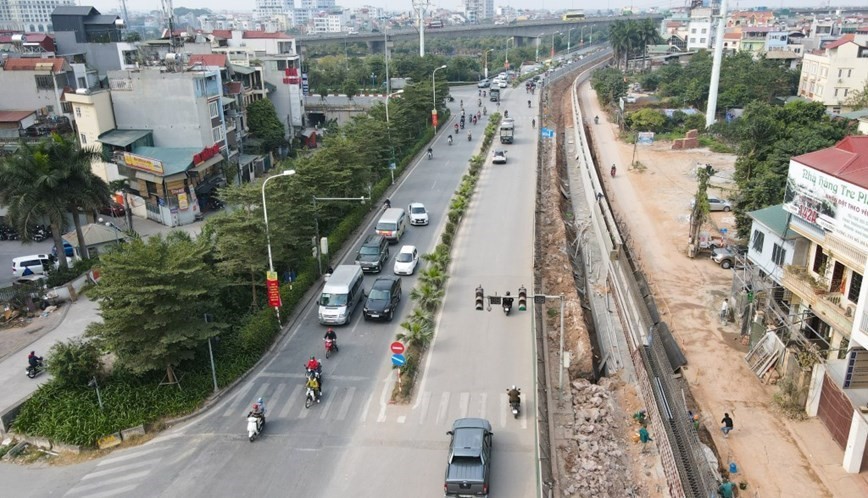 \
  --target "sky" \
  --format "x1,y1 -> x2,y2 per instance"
86,1 -> 840,16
